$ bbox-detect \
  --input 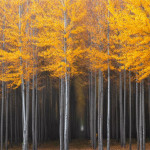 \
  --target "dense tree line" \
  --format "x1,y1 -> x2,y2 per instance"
0,0 -> 149,150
